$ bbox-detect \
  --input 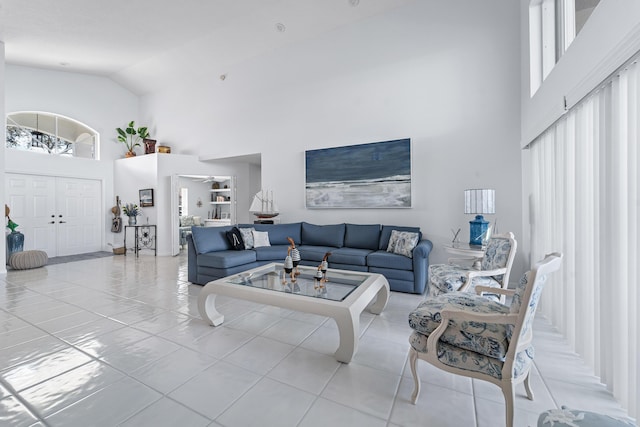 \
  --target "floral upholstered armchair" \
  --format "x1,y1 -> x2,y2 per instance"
408,252 -> 563,427
428,232 -> 517,300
